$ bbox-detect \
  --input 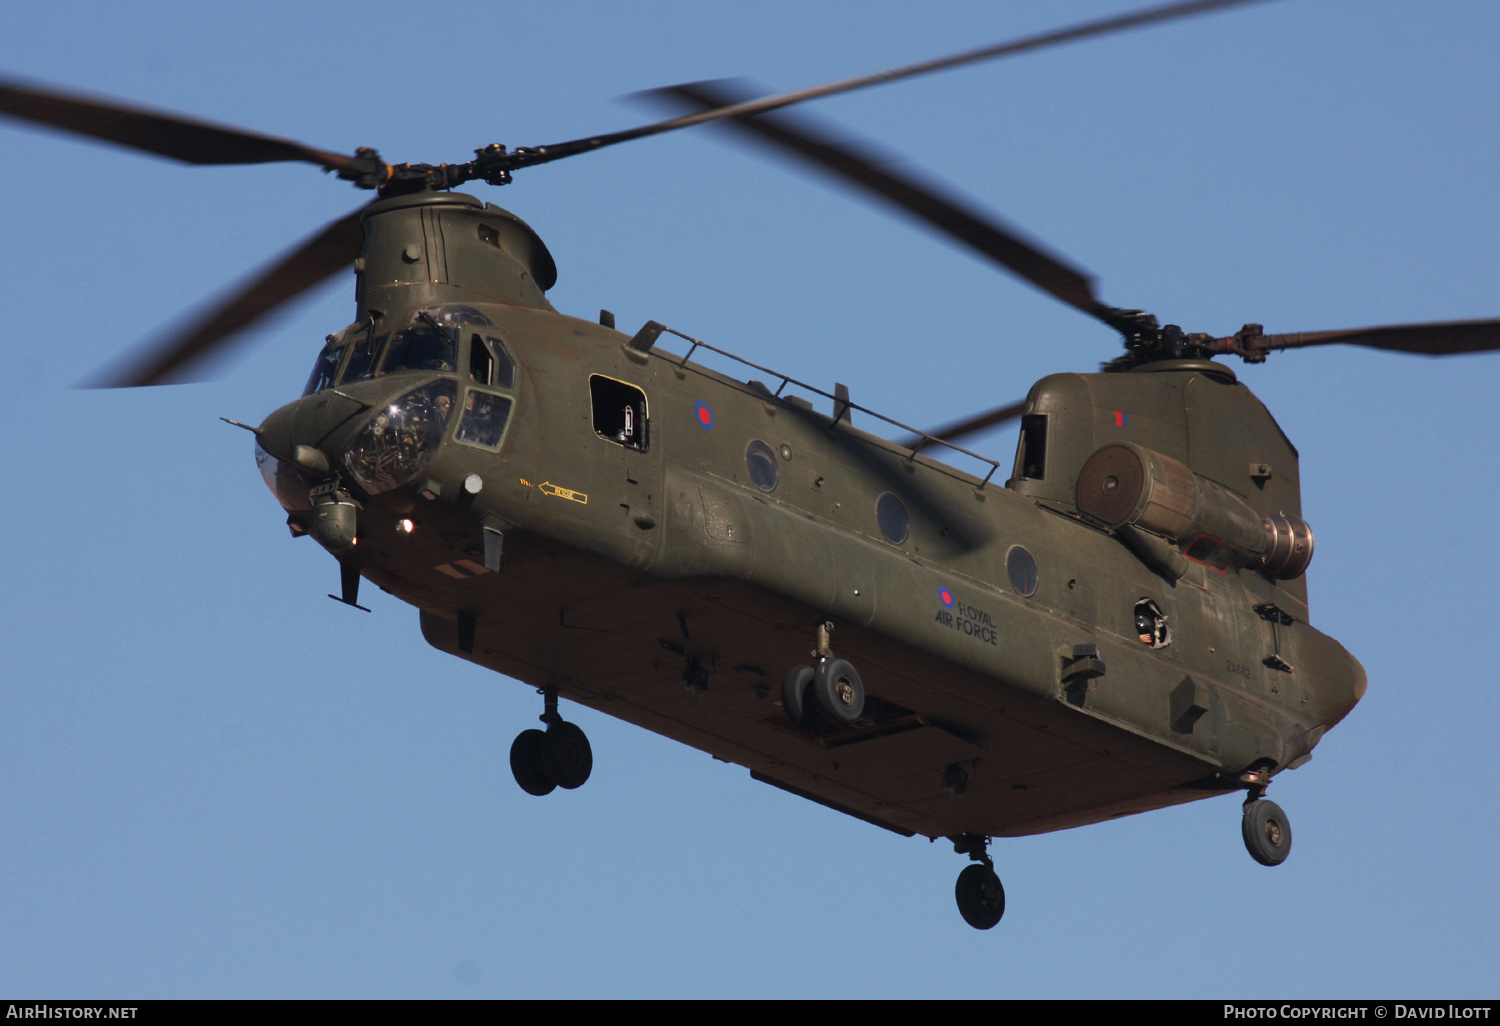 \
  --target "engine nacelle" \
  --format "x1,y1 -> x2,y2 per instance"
1075,442 -> 1313,579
